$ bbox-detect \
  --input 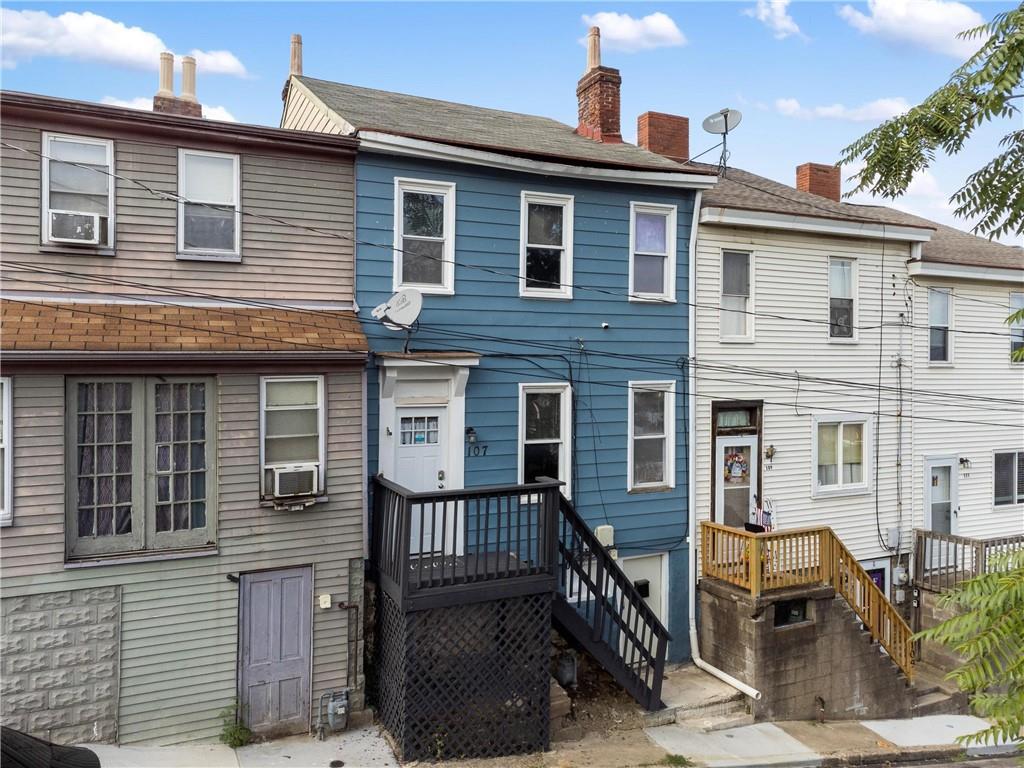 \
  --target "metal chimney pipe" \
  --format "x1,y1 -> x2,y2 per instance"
157,51 -> 174,98
586,27 -> 601,71
290,34 -> 303,77
181,55 -> 197,103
